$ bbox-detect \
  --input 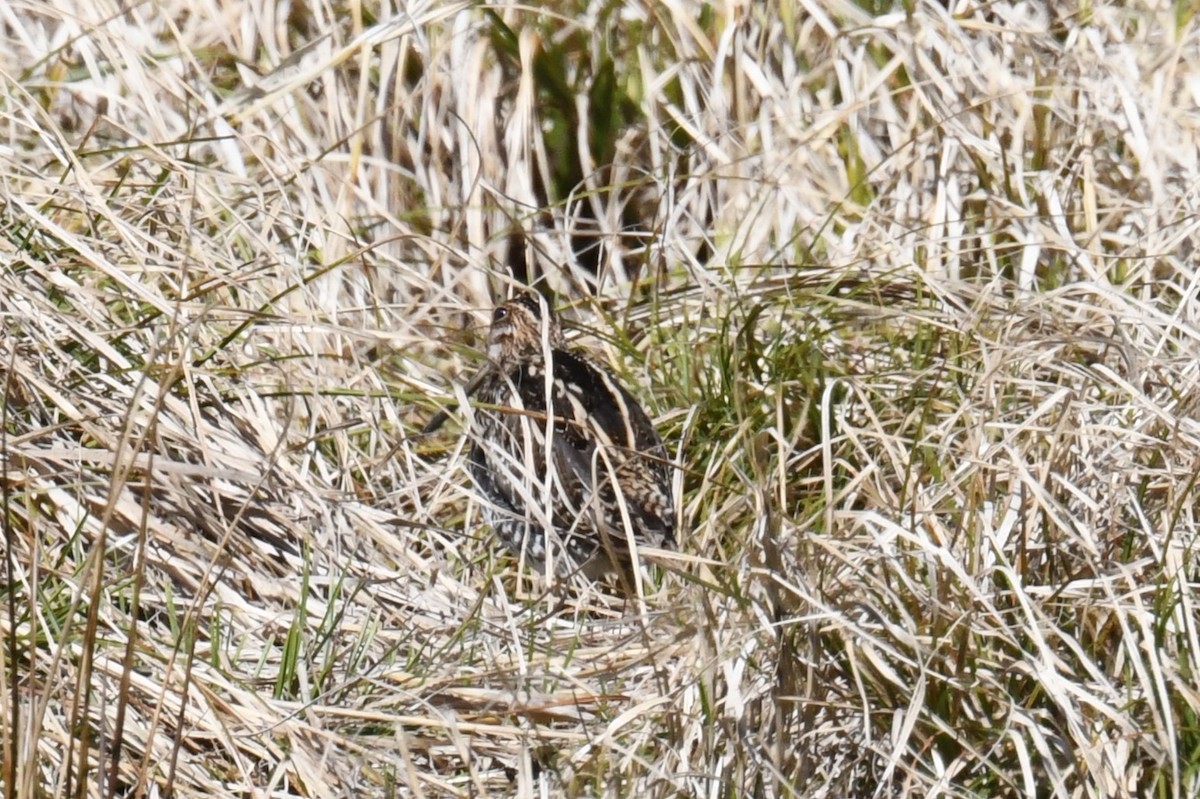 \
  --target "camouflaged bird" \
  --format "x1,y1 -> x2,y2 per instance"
467,293 -> 675,579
